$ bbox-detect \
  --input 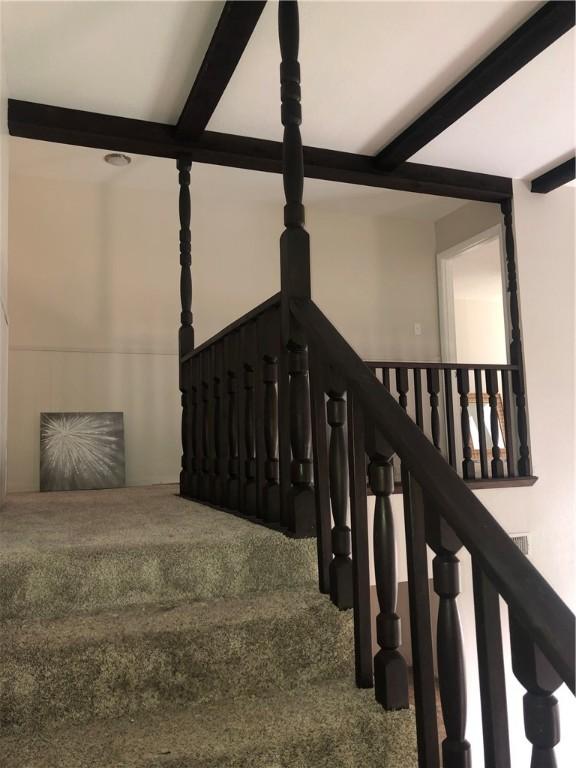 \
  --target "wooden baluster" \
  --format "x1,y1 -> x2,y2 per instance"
226,333 -> 240,510
510,614 -> 563,767
501,200 -> 531,476
396,367 -> 409,411
427,368 -> 441,450
309,352 -> 331,594
347,392 -> 373,688
456,369 -> 475,480
287,345 -> 315,536
402,470 -> 440,767
243,357 -> 257,517
426,506 -> 471,767
327,376 -> 352,610
367,434 -> 409,710
211,343 -> 224,504
262,352 -> 281,524
383,367 -> 391,391
188,367 -> 199,498
474,369 -> 489,479
200,352 -> 211,502
279,0 -> 315,538
501,369 -> 516,477
177,158 -> 194,496
486,370 -> 505,478
444,369 -> 457,469
472,561 -> 510,768
413,368 -> 424,430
